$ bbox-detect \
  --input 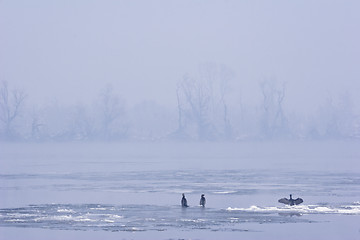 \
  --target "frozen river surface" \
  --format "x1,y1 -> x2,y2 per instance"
0,141 -> 359,239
